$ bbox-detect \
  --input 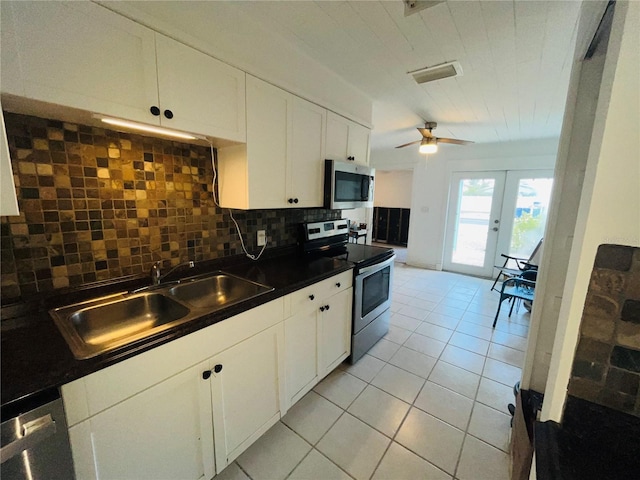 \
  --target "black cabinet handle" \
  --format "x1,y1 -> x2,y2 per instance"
214,364 -> 223,373
336,282 -> 341,288
347,156 -> 355,161
325,304 -> 330,311
163,109 -> 174,119
294,198 -> 299,204
202,370 -> 211,380
319,306 -> 325,312
288,198 -> 294,204
309,294 -> 315,300
150,106 -> 161,116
